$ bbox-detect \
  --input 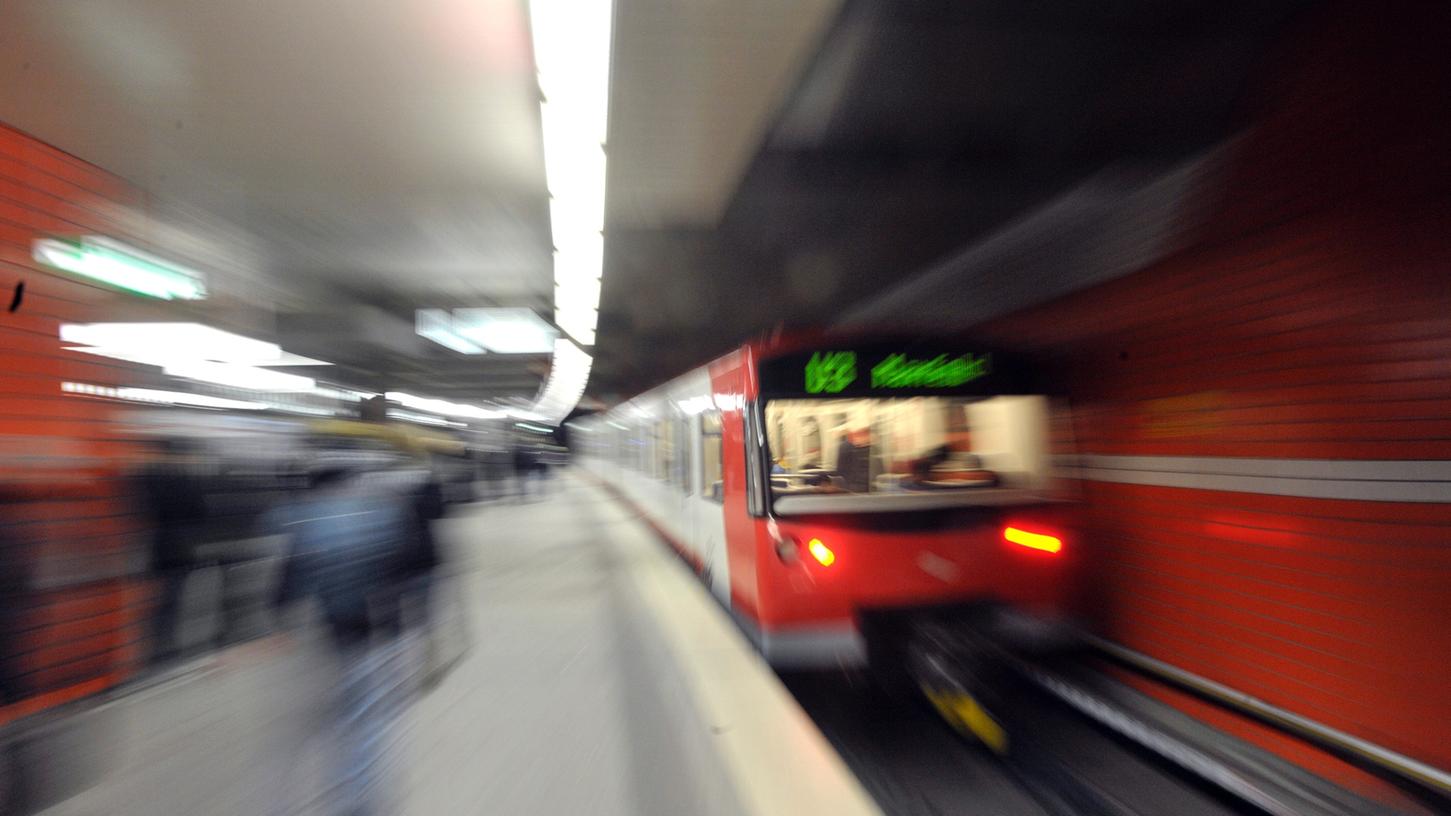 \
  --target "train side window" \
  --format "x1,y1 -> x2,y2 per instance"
744,403 -> 767,516
700,411 -> 723,503
635,421 -> 648,473
654,419 -> 669,480
675,417 -> 691,495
